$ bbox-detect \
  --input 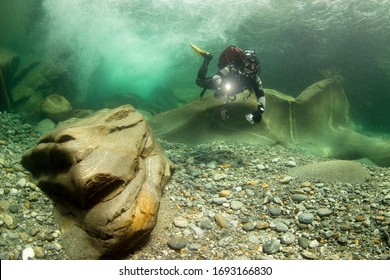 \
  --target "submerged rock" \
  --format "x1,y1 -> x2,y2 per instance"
41,93 -> 73,121
21,104 -> 175,259
149,79 -> 390,167
289,160 -> 369,184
